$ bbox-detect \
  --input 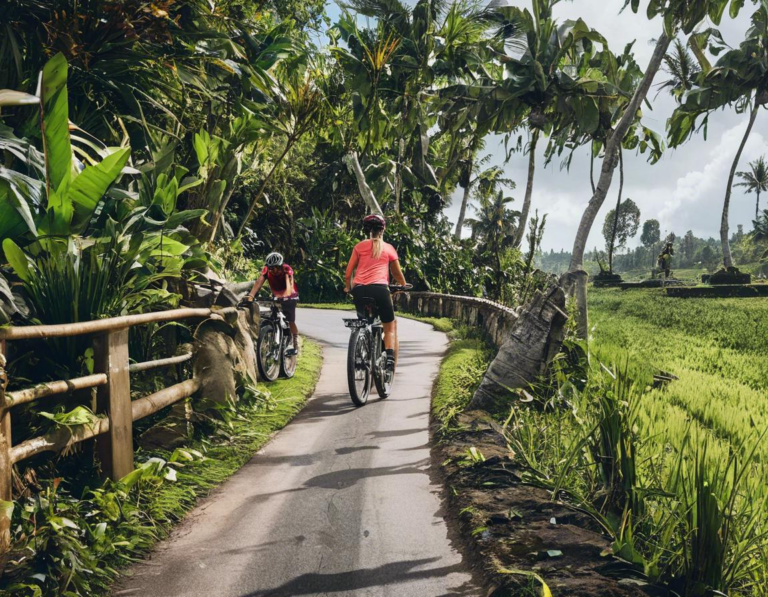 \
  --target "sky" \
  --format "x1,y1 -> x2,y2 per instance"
325,1 -> 767,252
